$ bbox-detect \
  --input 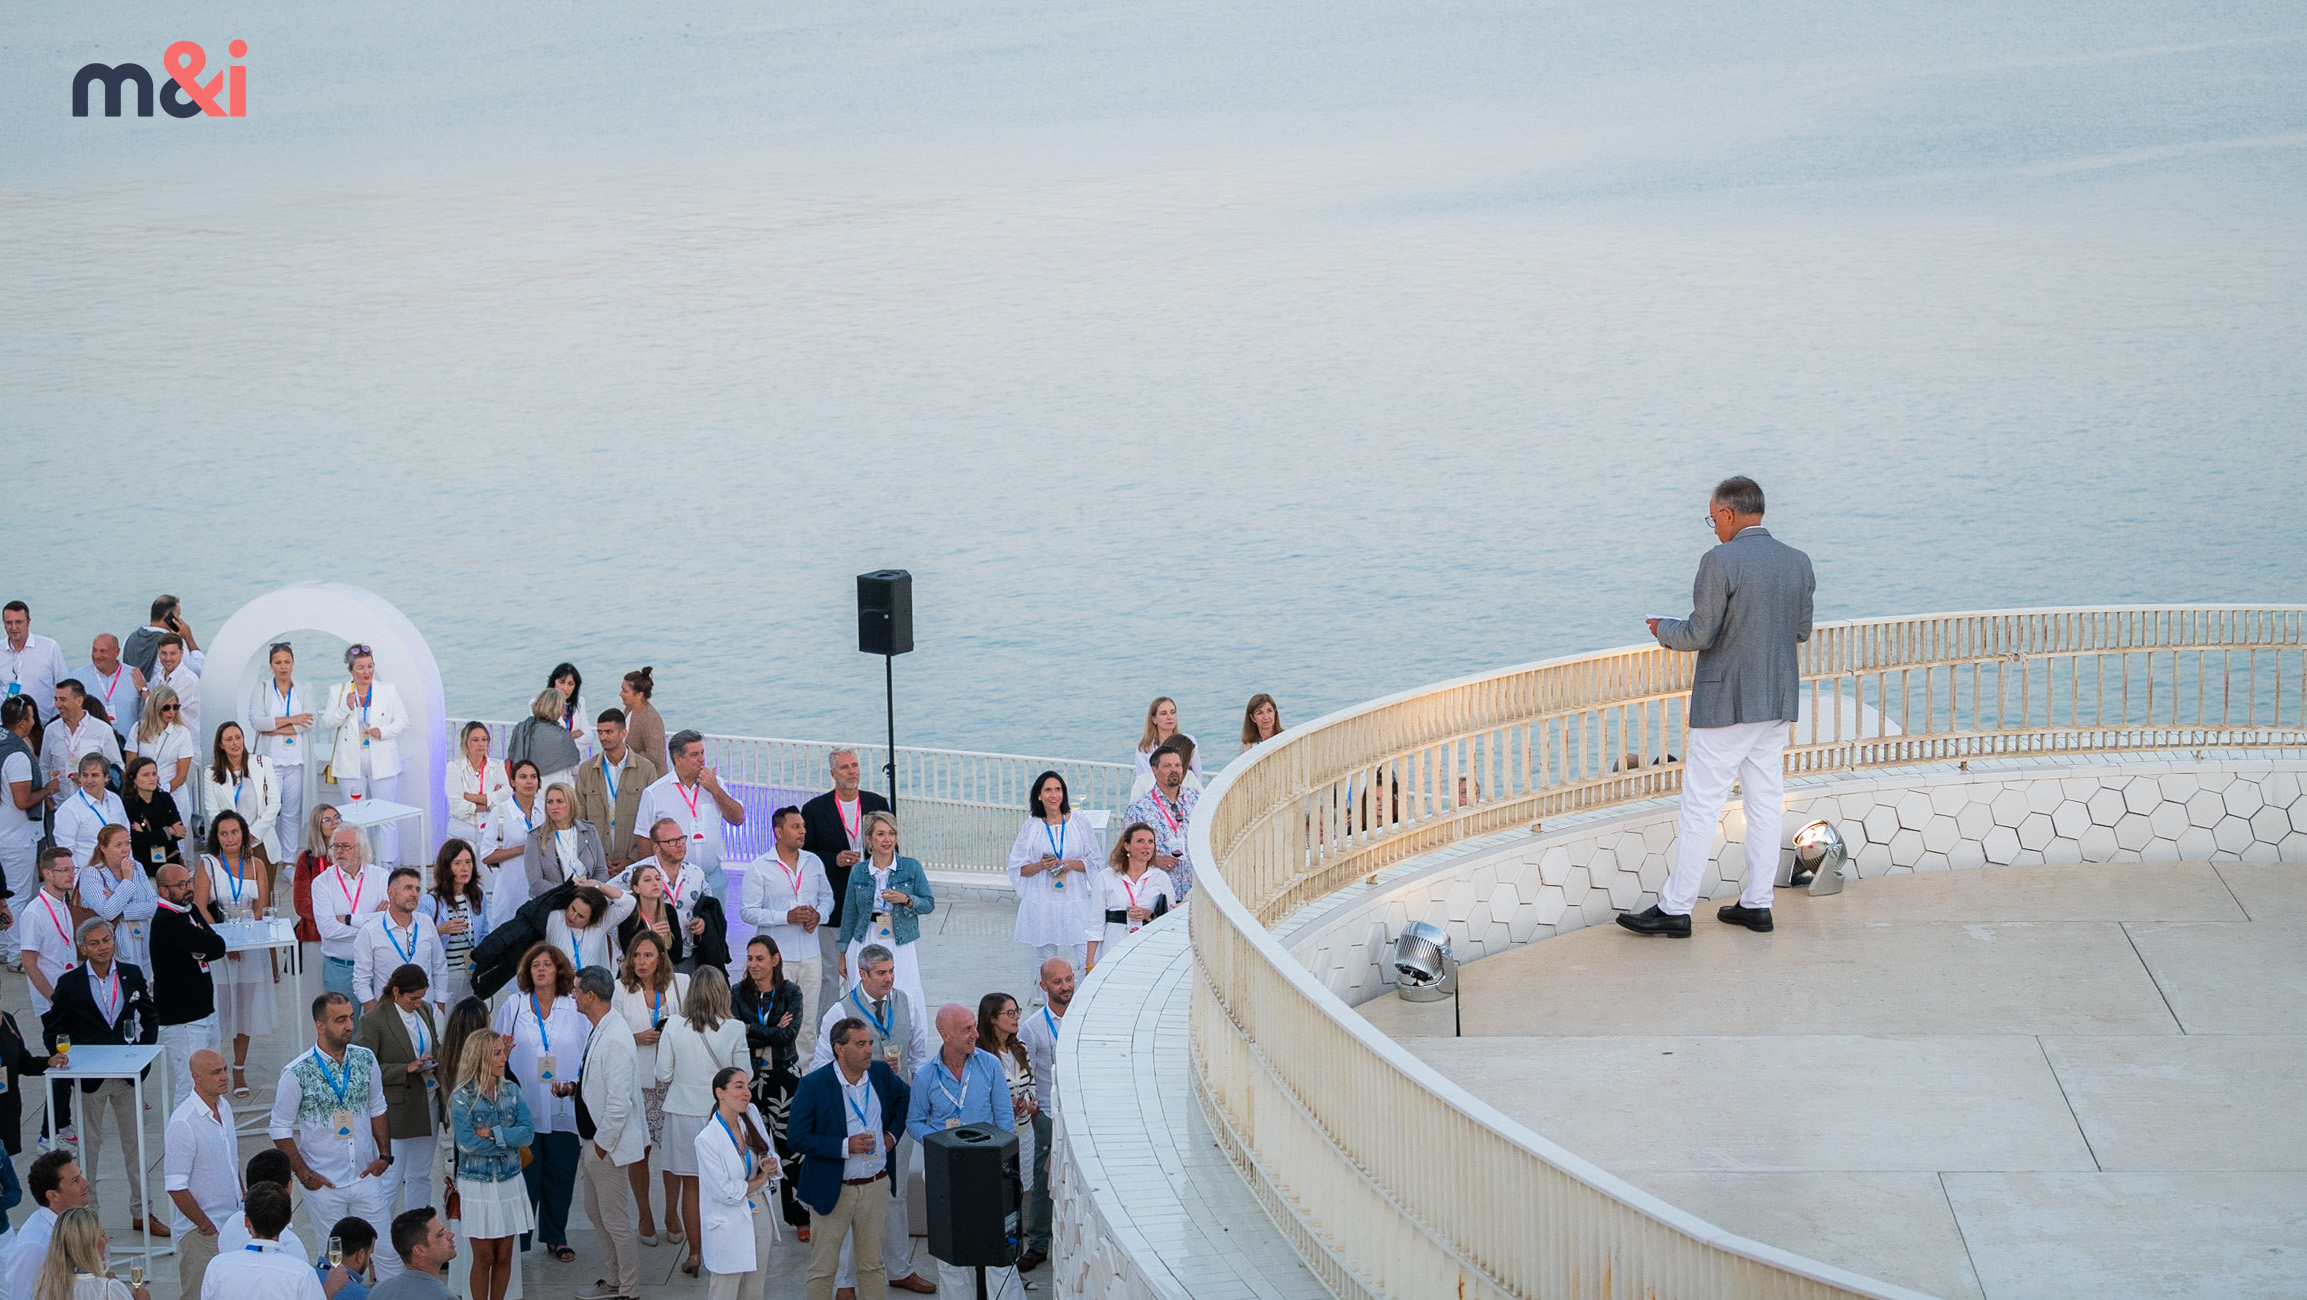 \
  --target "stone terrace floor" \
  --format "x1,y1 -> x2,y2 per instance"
1358,860 -> 2307,1300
